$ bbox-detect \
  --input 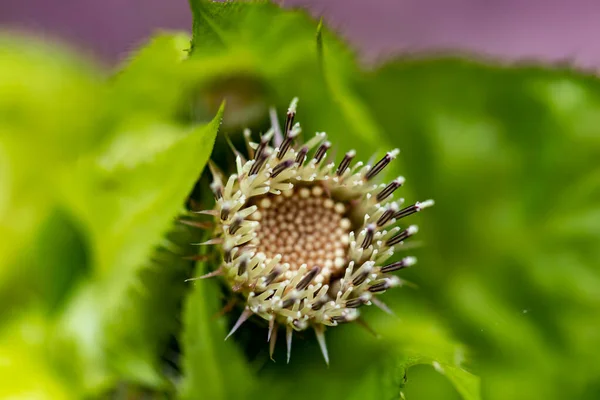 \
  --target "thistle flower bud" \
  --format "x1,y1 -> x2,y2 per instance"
191,99 -> 433,364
